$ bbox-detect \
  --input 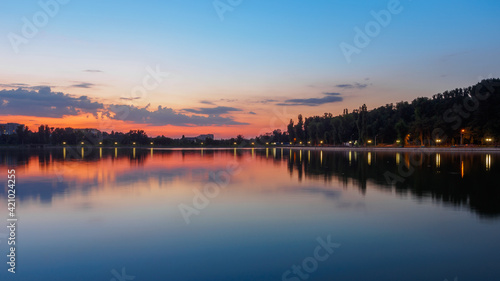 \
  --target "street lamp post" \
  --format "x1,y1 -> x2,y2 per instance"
461,129 -> 465,145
